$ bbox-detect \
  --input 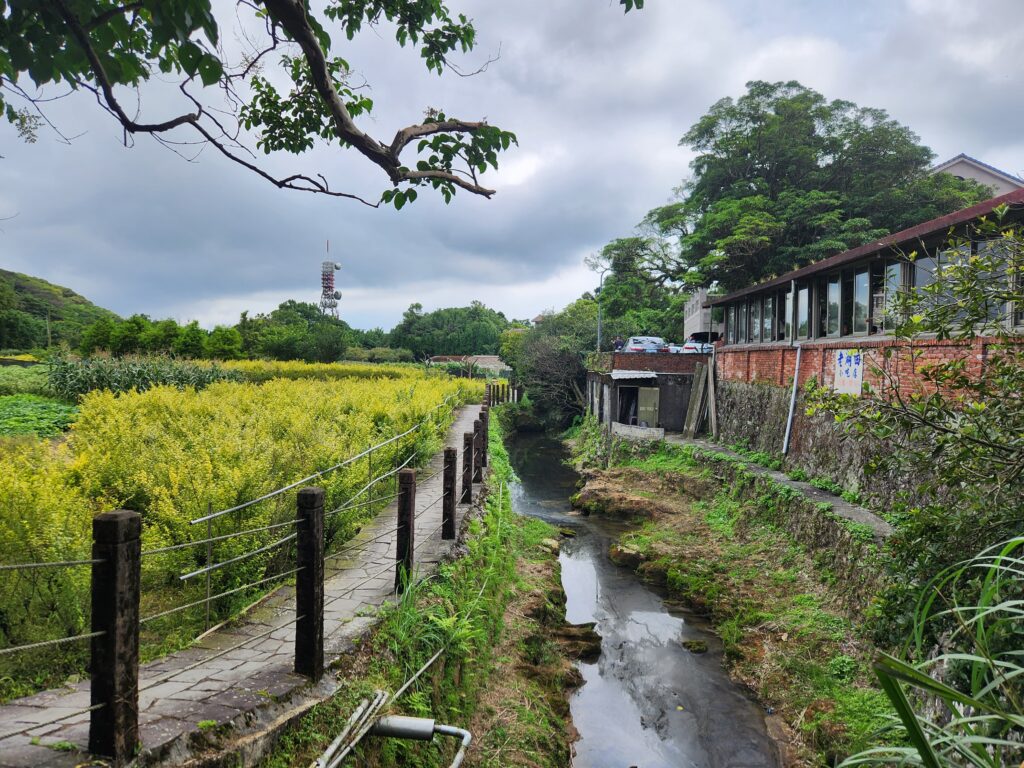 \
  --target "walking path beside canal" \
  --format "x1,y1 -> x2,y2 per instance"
0,405 -> 484,768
